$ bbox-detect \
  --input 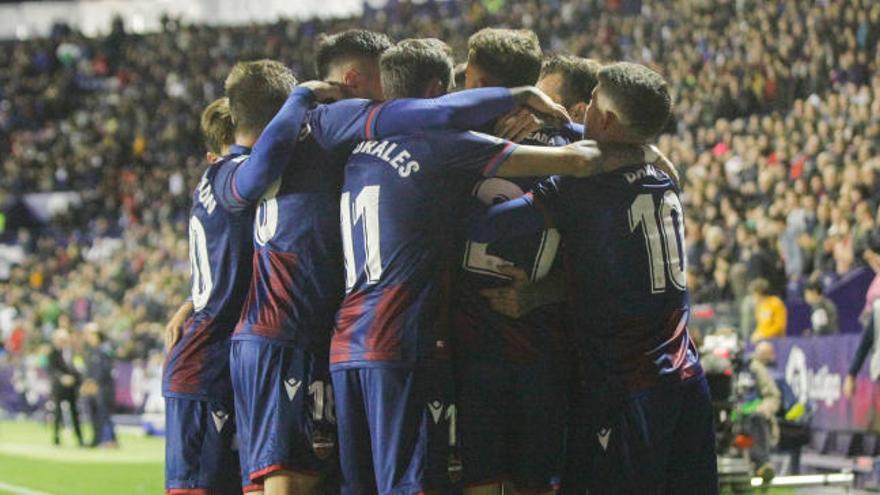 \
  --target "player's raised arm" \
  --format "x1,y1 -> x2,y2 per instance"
369,85 -> 570,135
309,85 -> 570,149
230,85 -> 320,202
